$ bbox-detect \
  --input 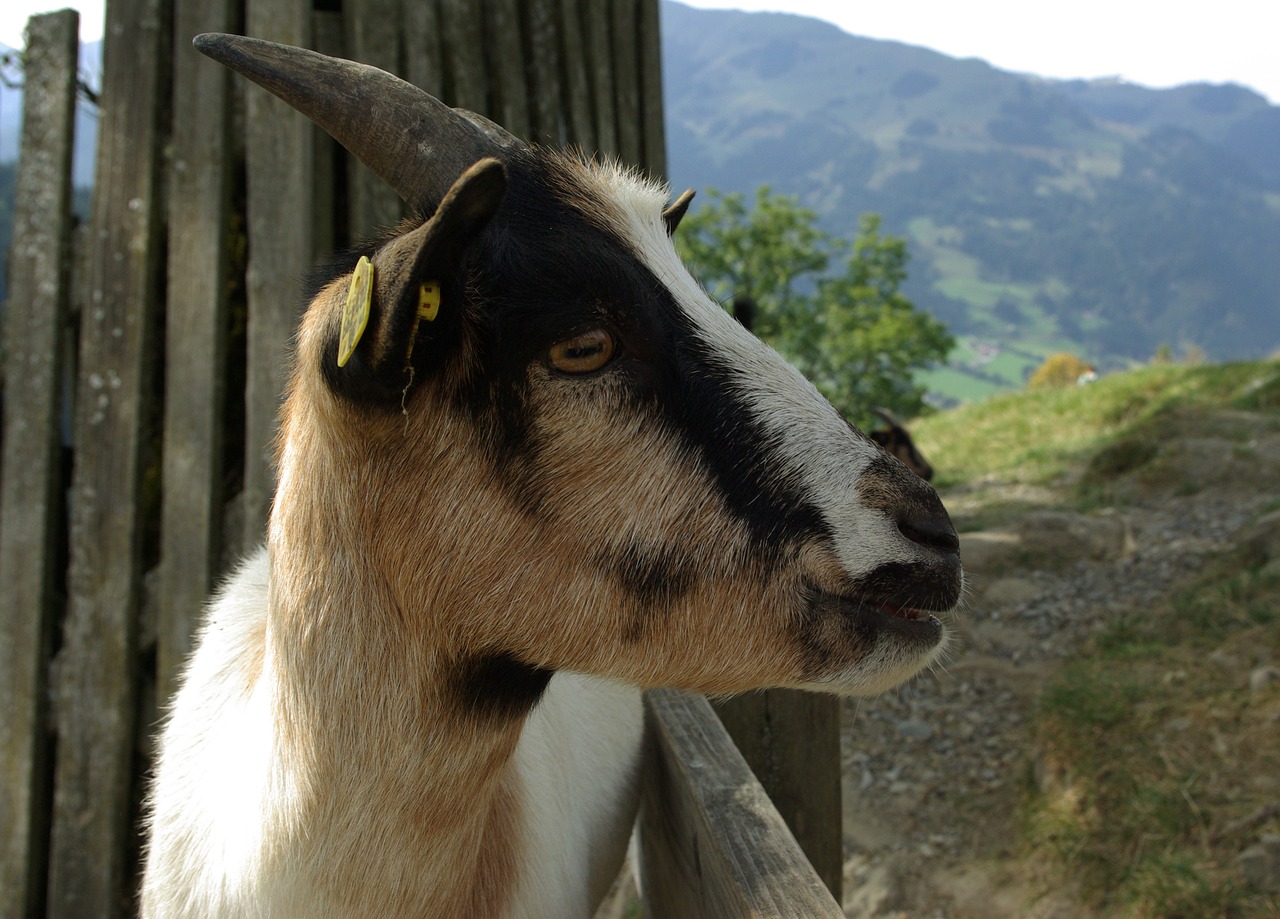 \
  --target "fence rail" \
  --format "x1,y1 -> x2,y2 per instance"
0,3 -> 840,916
